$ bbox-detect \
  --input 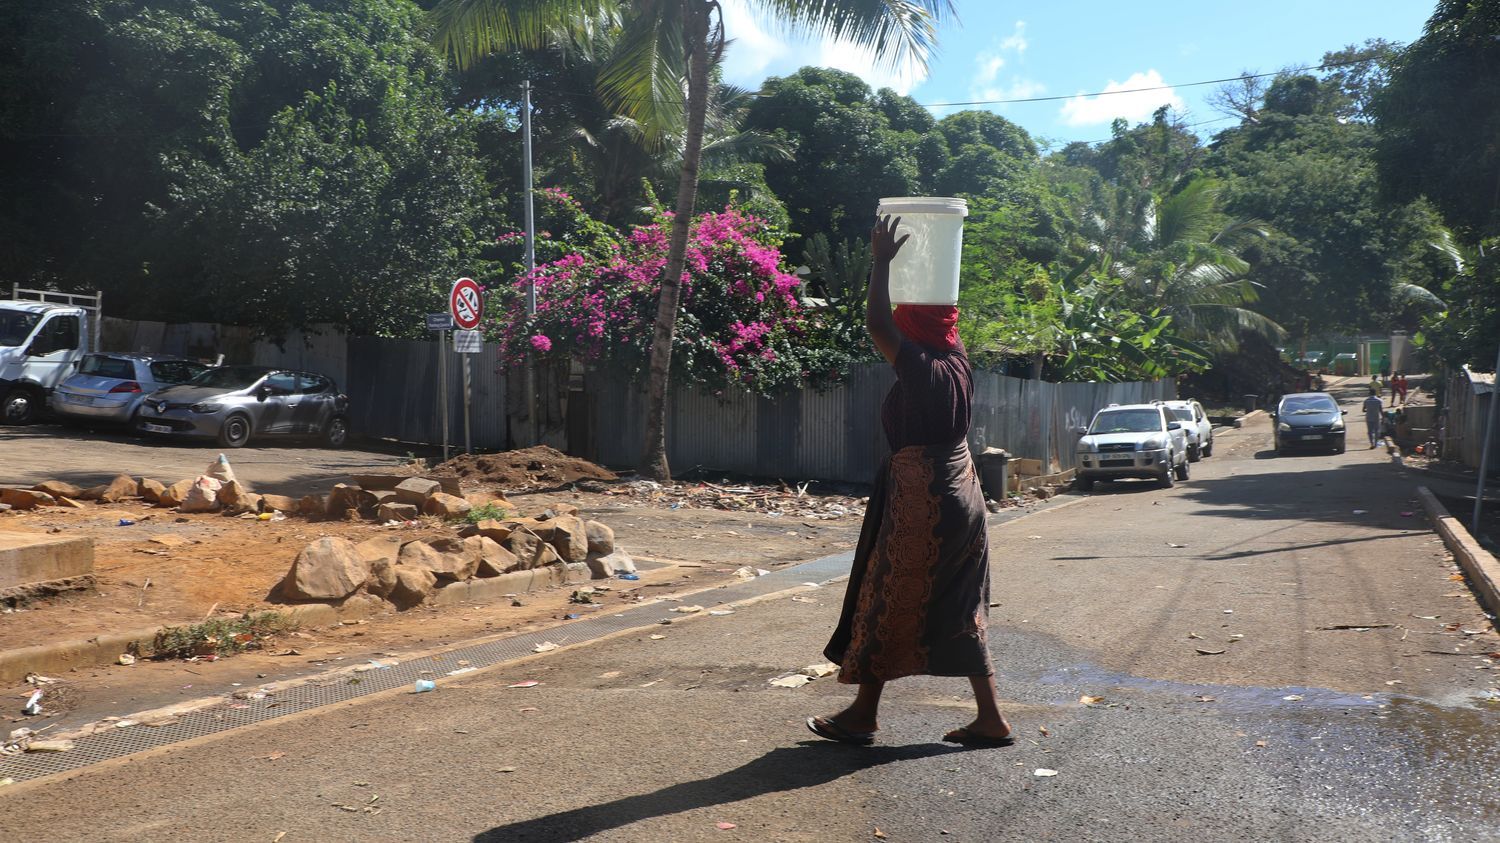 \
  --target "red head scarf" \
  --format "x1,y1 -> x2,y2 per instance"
893,304 -> 960,352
